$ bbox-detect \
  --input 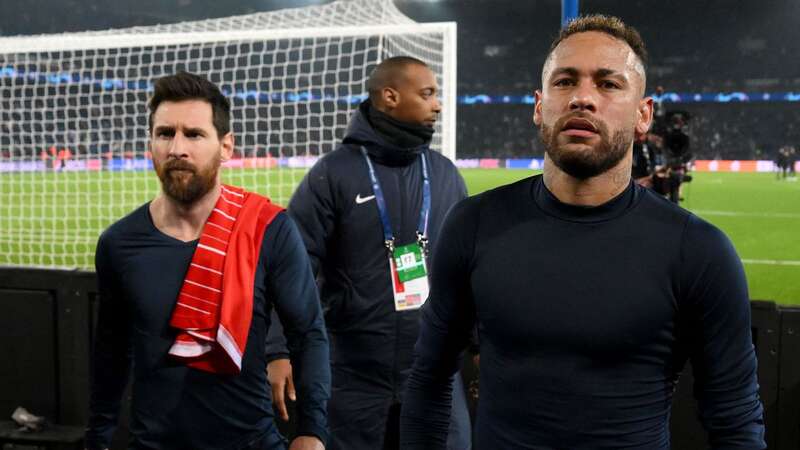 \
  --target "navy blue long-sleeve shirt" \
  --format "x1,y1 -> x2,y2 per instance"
86,205 -> 330,450
400,175 -> 765,449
